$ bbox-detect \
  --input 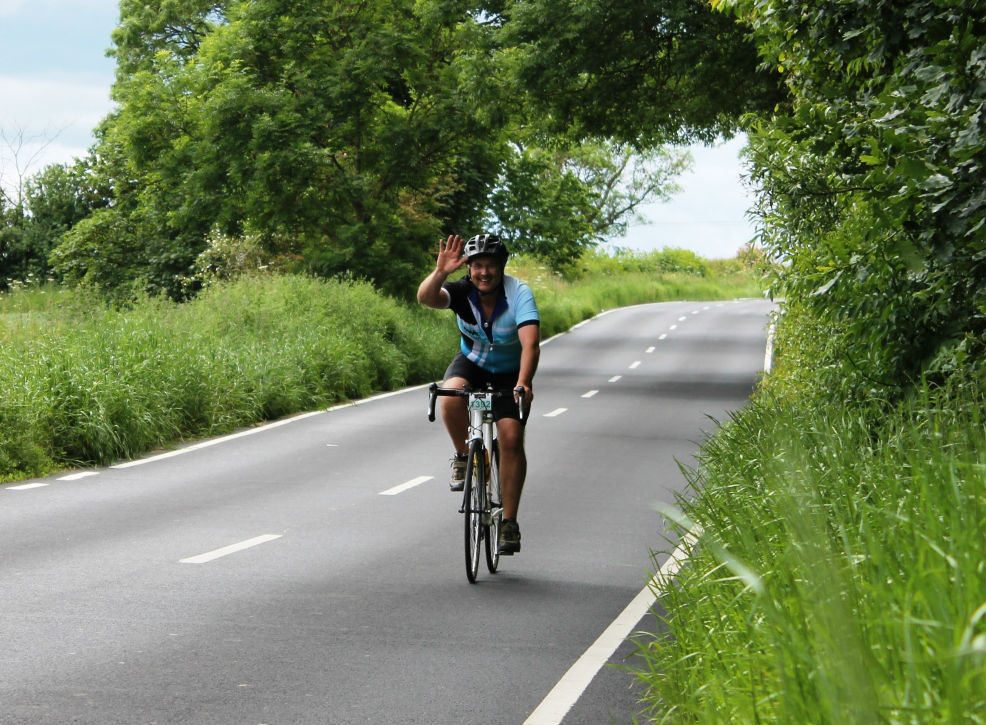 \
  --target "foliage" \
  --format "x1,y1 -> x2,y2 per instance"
495,0 -> 785,145
632,369 -> 986,724
0,159 -> 107,288
38,0 -> 753,301
724,0 -> 986,400
49,0 -> 511,299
